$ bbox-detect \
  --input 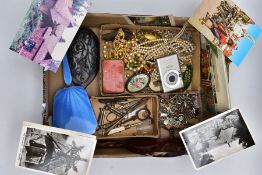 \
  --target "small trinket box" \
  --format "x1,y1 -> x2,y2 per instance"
102,60 -> 125,94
